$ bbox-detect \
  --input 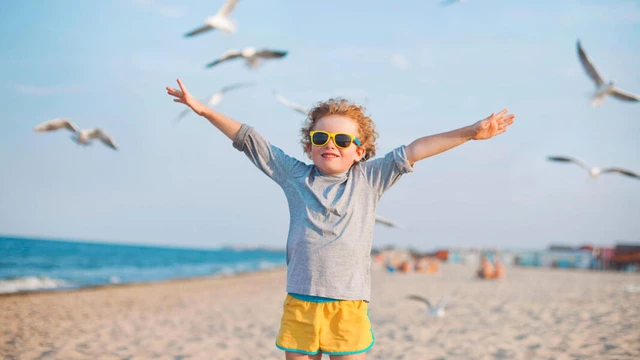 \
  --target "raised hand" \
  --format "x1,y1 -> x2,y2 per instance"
471,109 -> 515,140
166,78 -> 206,116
